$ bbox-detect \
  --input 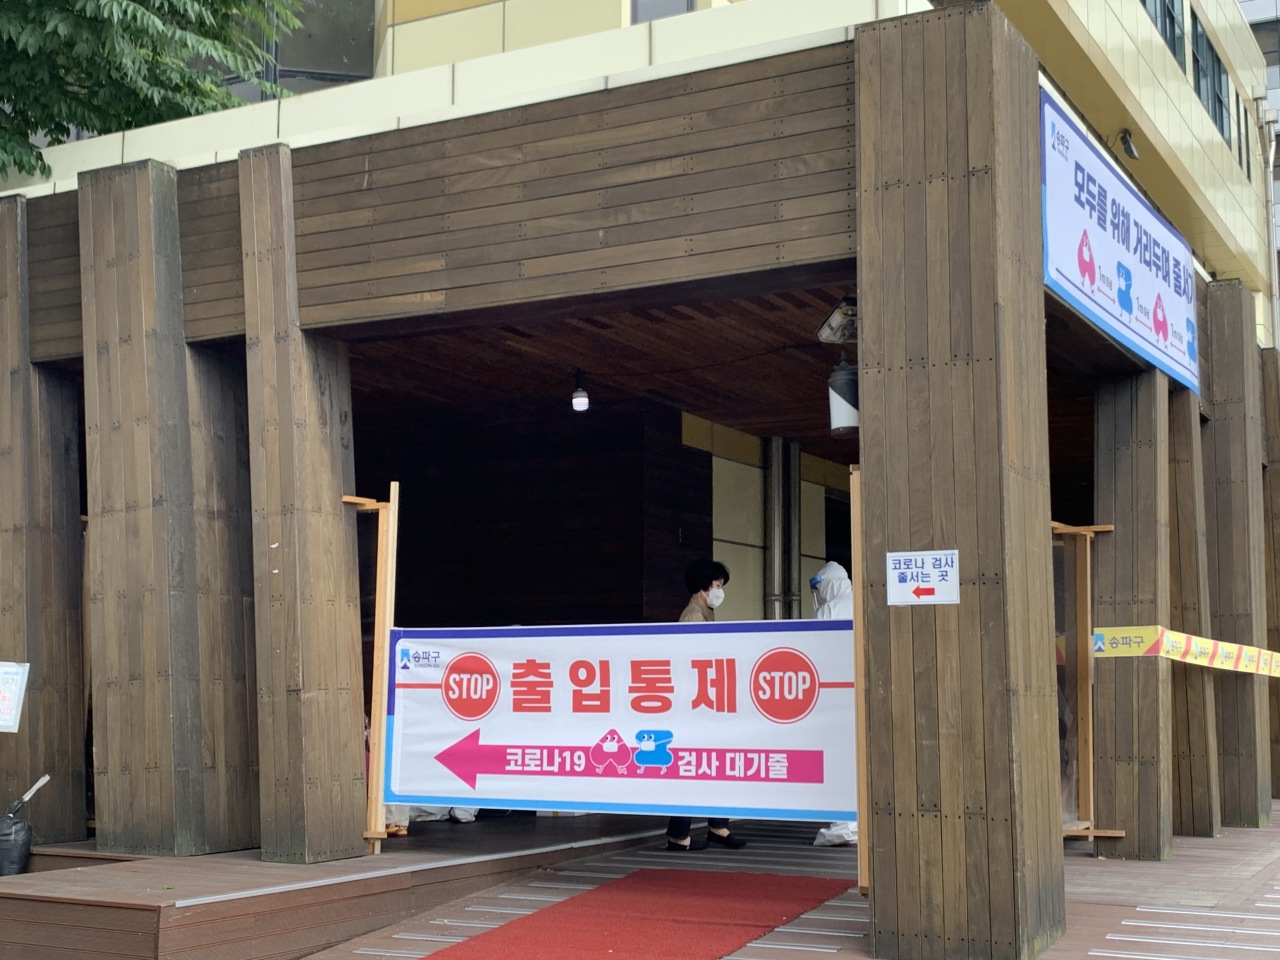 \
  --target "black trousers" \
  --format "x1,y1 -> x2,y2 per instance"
666,816 -> 729,839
